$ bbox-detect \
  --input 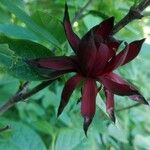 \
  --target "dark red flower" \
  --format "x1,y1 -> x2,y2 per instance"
28,4 -> 148,135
